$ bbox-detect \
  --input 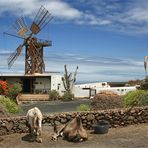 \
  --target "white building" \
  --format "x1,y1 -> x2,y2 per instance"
0,73 -> 64,94
75,82 -> 110,89
0,73 -> 137,98
74,82 -> 137,97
